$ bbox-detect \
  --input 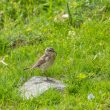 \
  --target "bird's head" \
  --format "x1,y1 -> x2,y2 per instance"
45,47 -> 56,55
